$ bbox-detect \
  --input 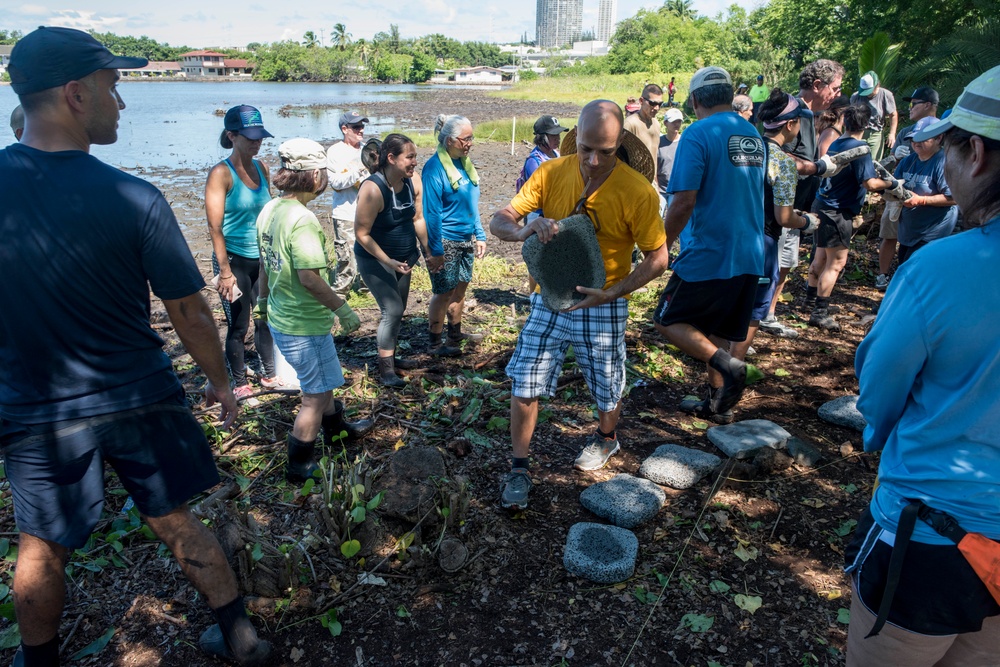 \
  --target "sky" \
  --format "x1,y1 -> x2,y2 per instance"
3,0 -> 762,49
